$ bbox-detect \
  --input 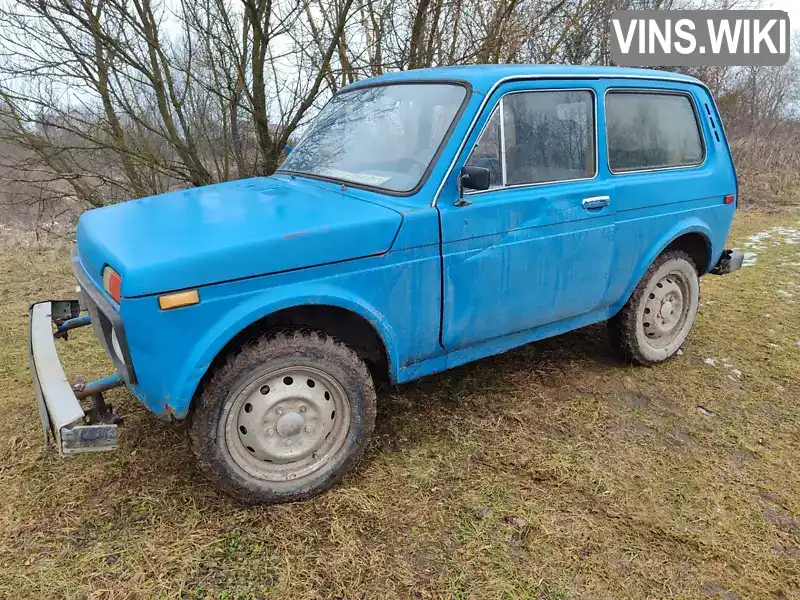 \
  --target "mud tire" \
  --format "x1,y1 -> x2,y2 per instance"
189,331 -> 376,505
608,250 -> 700,365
